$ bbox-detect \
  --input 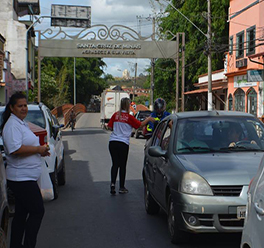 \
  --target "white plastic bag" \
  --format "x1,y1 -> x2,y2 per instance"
37,162 -> 54,202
